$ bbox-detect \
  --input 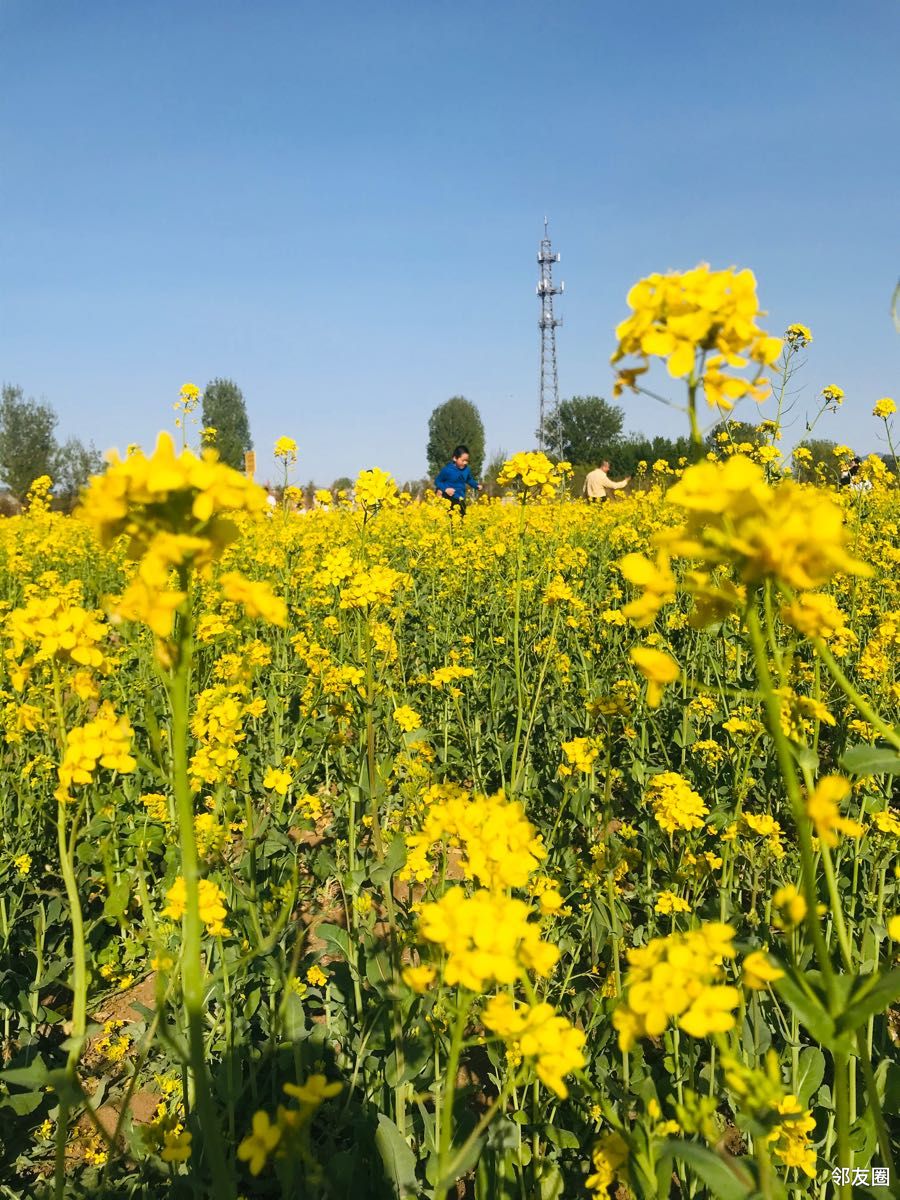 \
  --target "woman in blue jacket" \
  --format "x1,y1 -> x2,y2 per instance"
434,445 -> 483,515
